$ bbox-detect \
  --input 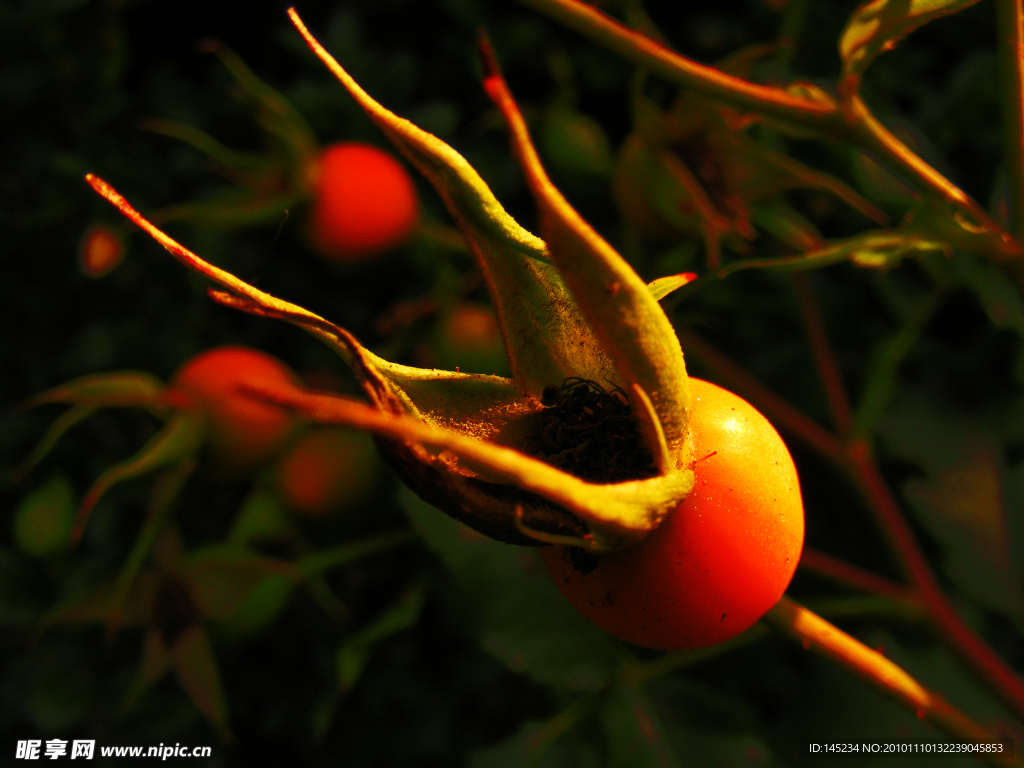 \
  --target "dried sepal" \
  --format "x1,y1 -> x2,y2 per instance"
478,36 -> 692,466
